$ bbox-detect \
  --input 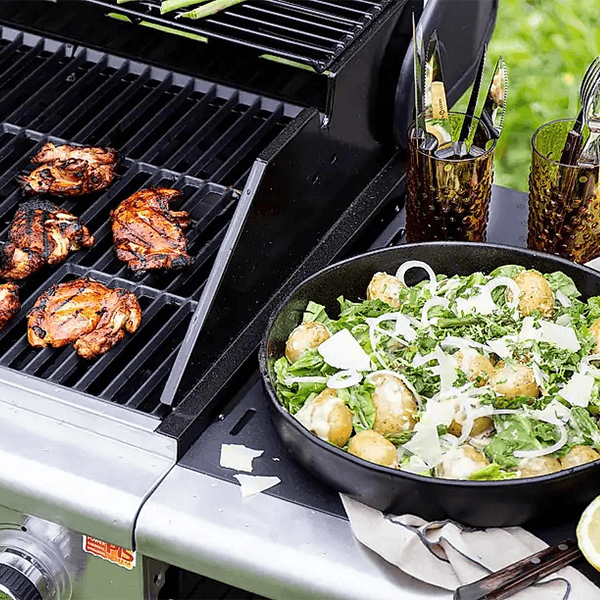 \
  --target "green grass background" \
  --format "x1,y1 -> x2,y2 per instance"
465,0 -> 600,192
